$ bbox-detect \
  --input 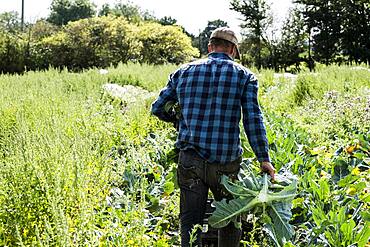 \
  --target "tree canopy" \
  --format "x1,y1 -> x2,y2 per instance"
97,2 -> 156,23
0,0 -> 369,74
48,0 -> 96,26
196,19 -> 229,55
295,0 -> 370,64
230,0 -> 271,69
0,11 -> 21,33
